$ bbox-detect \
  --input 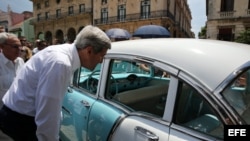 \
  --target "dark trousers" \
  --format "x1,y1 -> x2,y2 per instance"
0,105 -> 38,141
